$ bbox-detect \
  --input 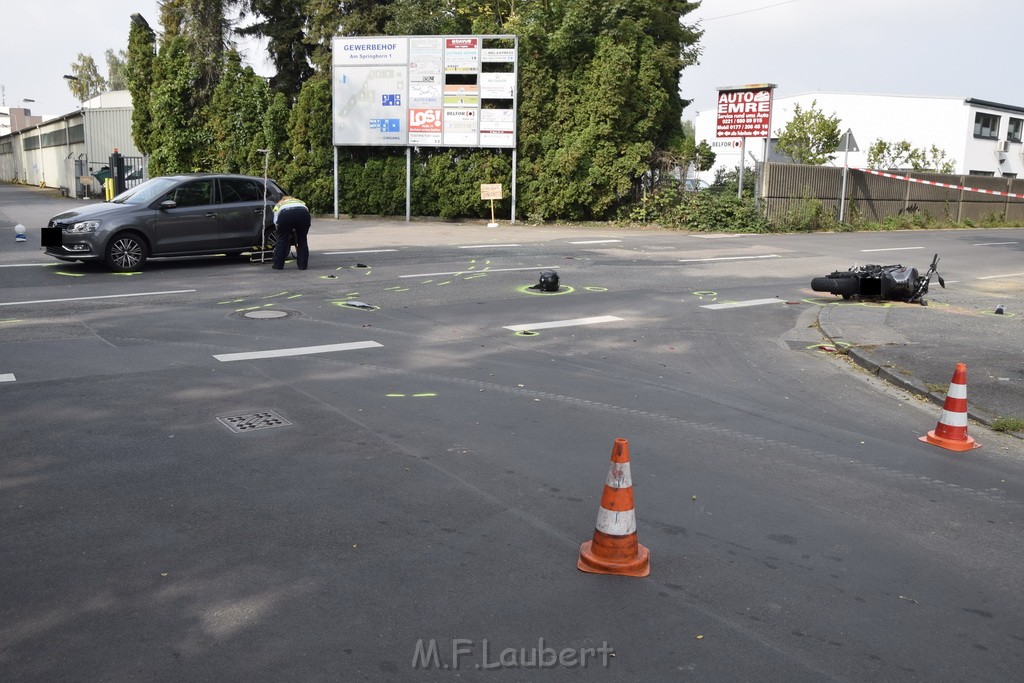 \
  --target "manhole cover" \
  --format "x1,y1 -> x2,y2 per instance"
244,310 -> 289,319
216,410 -> 292,433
